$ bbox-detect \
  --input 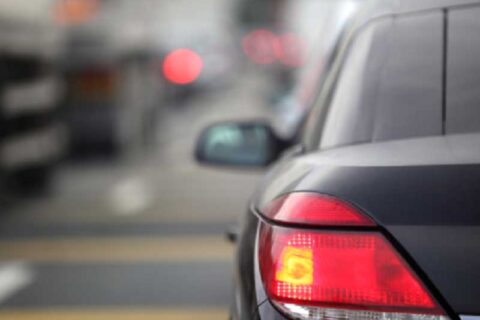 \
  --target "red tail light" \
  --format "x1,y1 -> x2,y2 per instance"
258,193 -> 449,320
262,193 -> 375,227
242,29 -> 277,65
273,33 -> 305,68
162,49 -> 203,85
